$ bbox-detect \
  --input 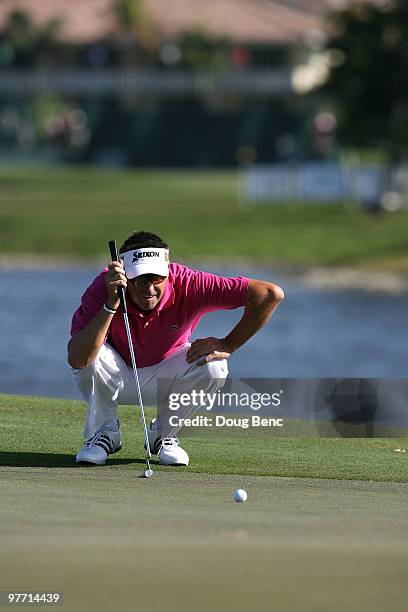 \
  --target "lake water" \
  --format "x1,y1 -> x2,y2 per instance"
0,266 -> 407,399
